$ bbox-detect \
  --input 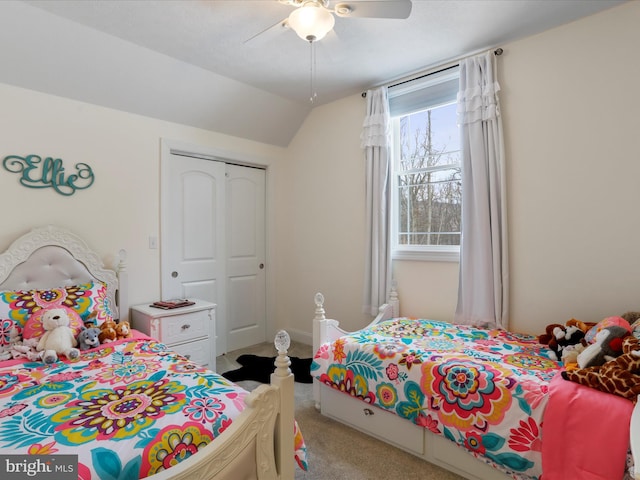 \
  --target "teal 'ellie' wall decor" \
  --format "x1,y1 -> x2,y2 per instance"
2,154 -> 94,196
